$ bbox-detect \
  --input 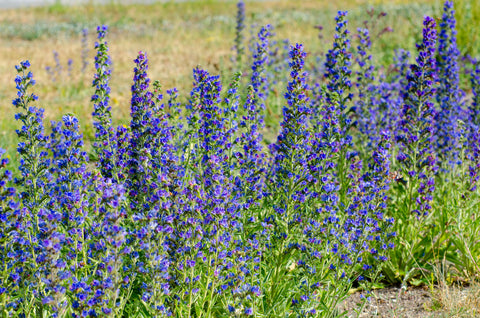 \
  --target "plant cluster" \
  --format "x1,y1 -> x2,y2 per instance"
1,1 -> 480,317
